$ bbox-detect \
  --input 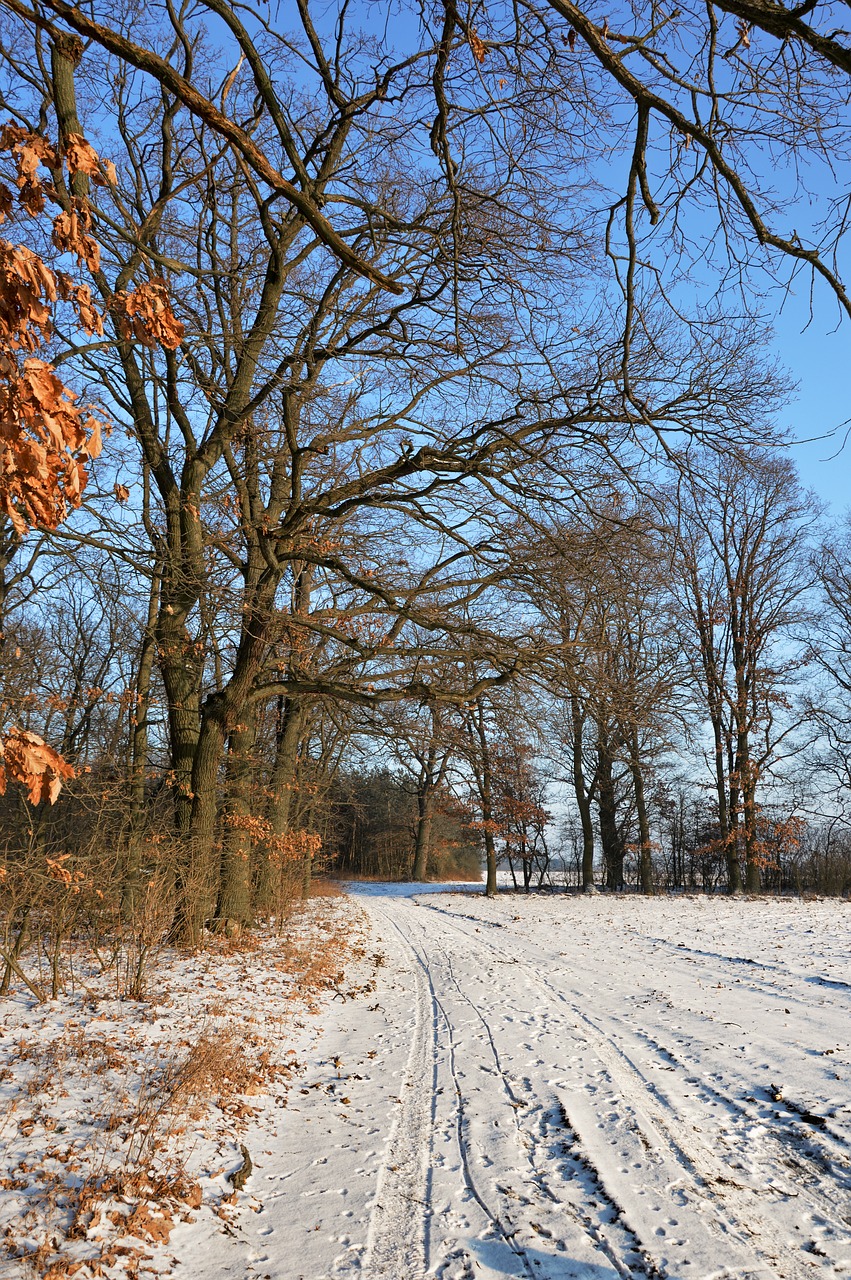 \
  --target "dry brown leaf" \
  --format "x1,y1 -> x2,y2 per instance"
52,208 -> 100,272
468,32 -> 487,64
0,355 -> 105,532
111,278 -> 184,349
0,726 -> 74,804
